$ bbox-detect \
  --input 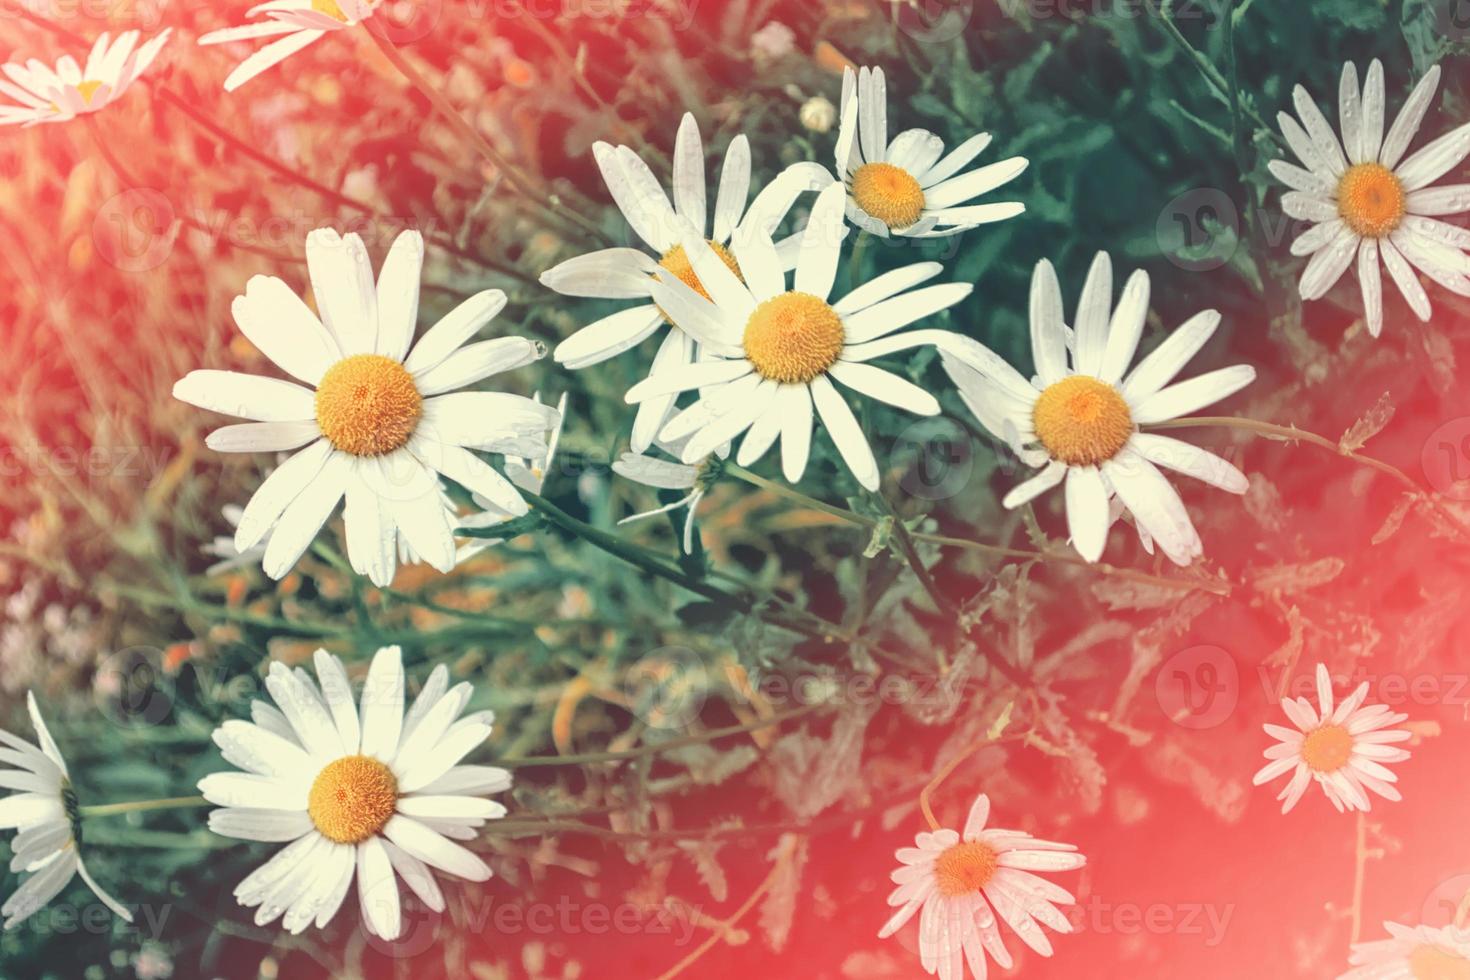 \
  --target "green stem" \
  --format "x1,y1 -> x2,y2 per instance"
80,795 -> 208,818
500,704 -> 823,768
726,464 -> 1226,596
